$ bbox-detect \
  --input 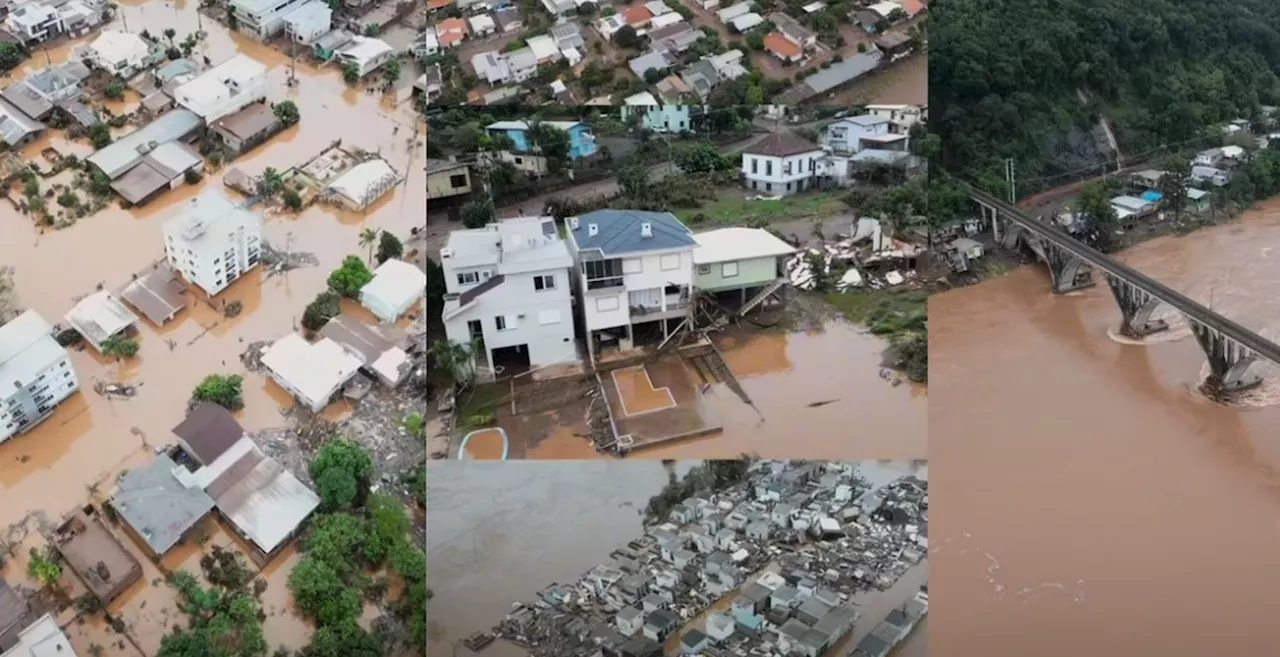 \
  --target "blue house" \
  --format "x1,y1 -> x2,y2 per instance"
485,120 -> 597,161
